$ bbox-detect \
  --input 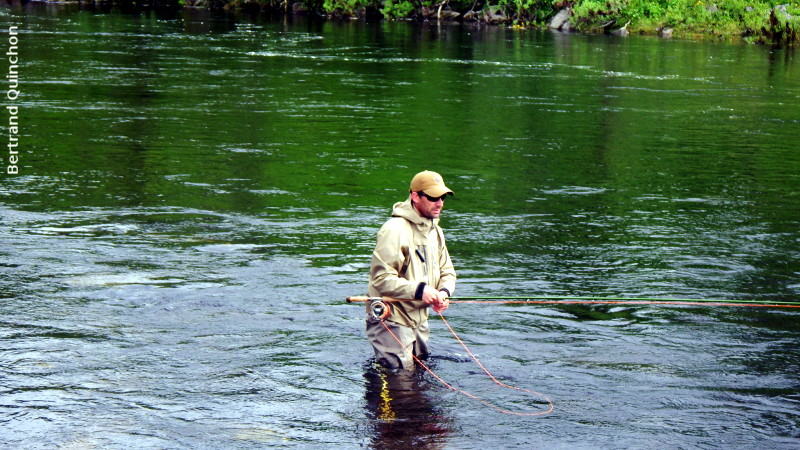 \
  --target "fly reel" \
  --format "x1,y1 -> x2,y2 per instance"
369,299 -> 392,321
